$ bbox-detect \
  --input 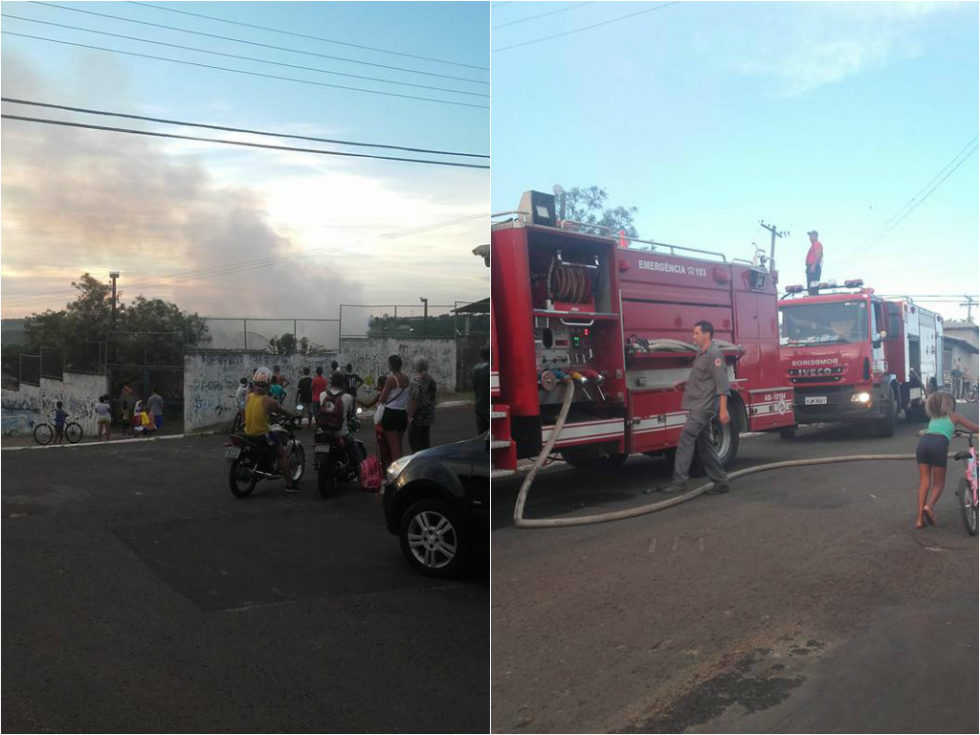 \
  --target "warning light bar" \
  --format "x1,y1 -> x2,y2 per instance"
784,284 -> 805,293
844,279 -> 864,288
